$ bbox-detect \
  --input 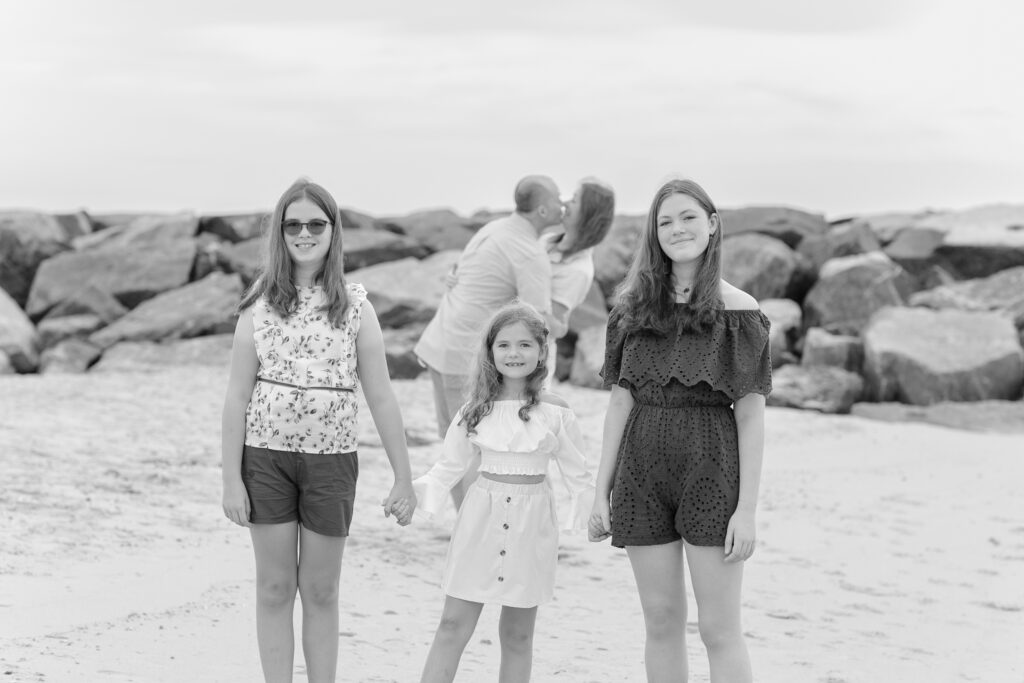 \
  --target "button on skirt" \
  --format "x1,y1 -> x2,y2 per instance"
442,477 -> 558,608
